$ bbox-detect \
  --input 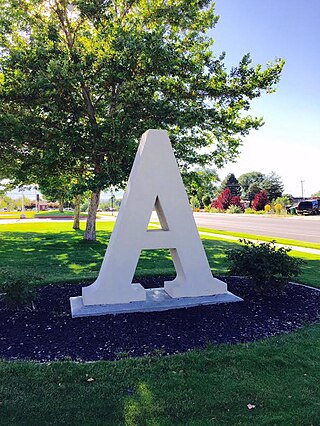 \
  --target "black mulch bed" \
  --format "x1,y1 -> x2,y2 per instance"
1,276 -> 320,362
